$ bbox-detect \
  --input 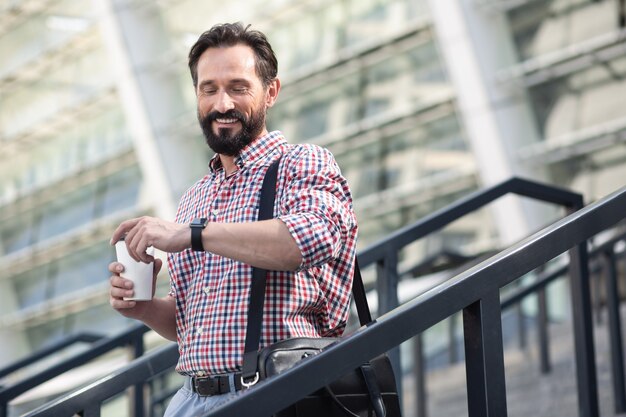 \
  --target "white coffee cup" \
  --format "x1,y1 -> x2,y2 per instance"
115,239 -> 154,301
